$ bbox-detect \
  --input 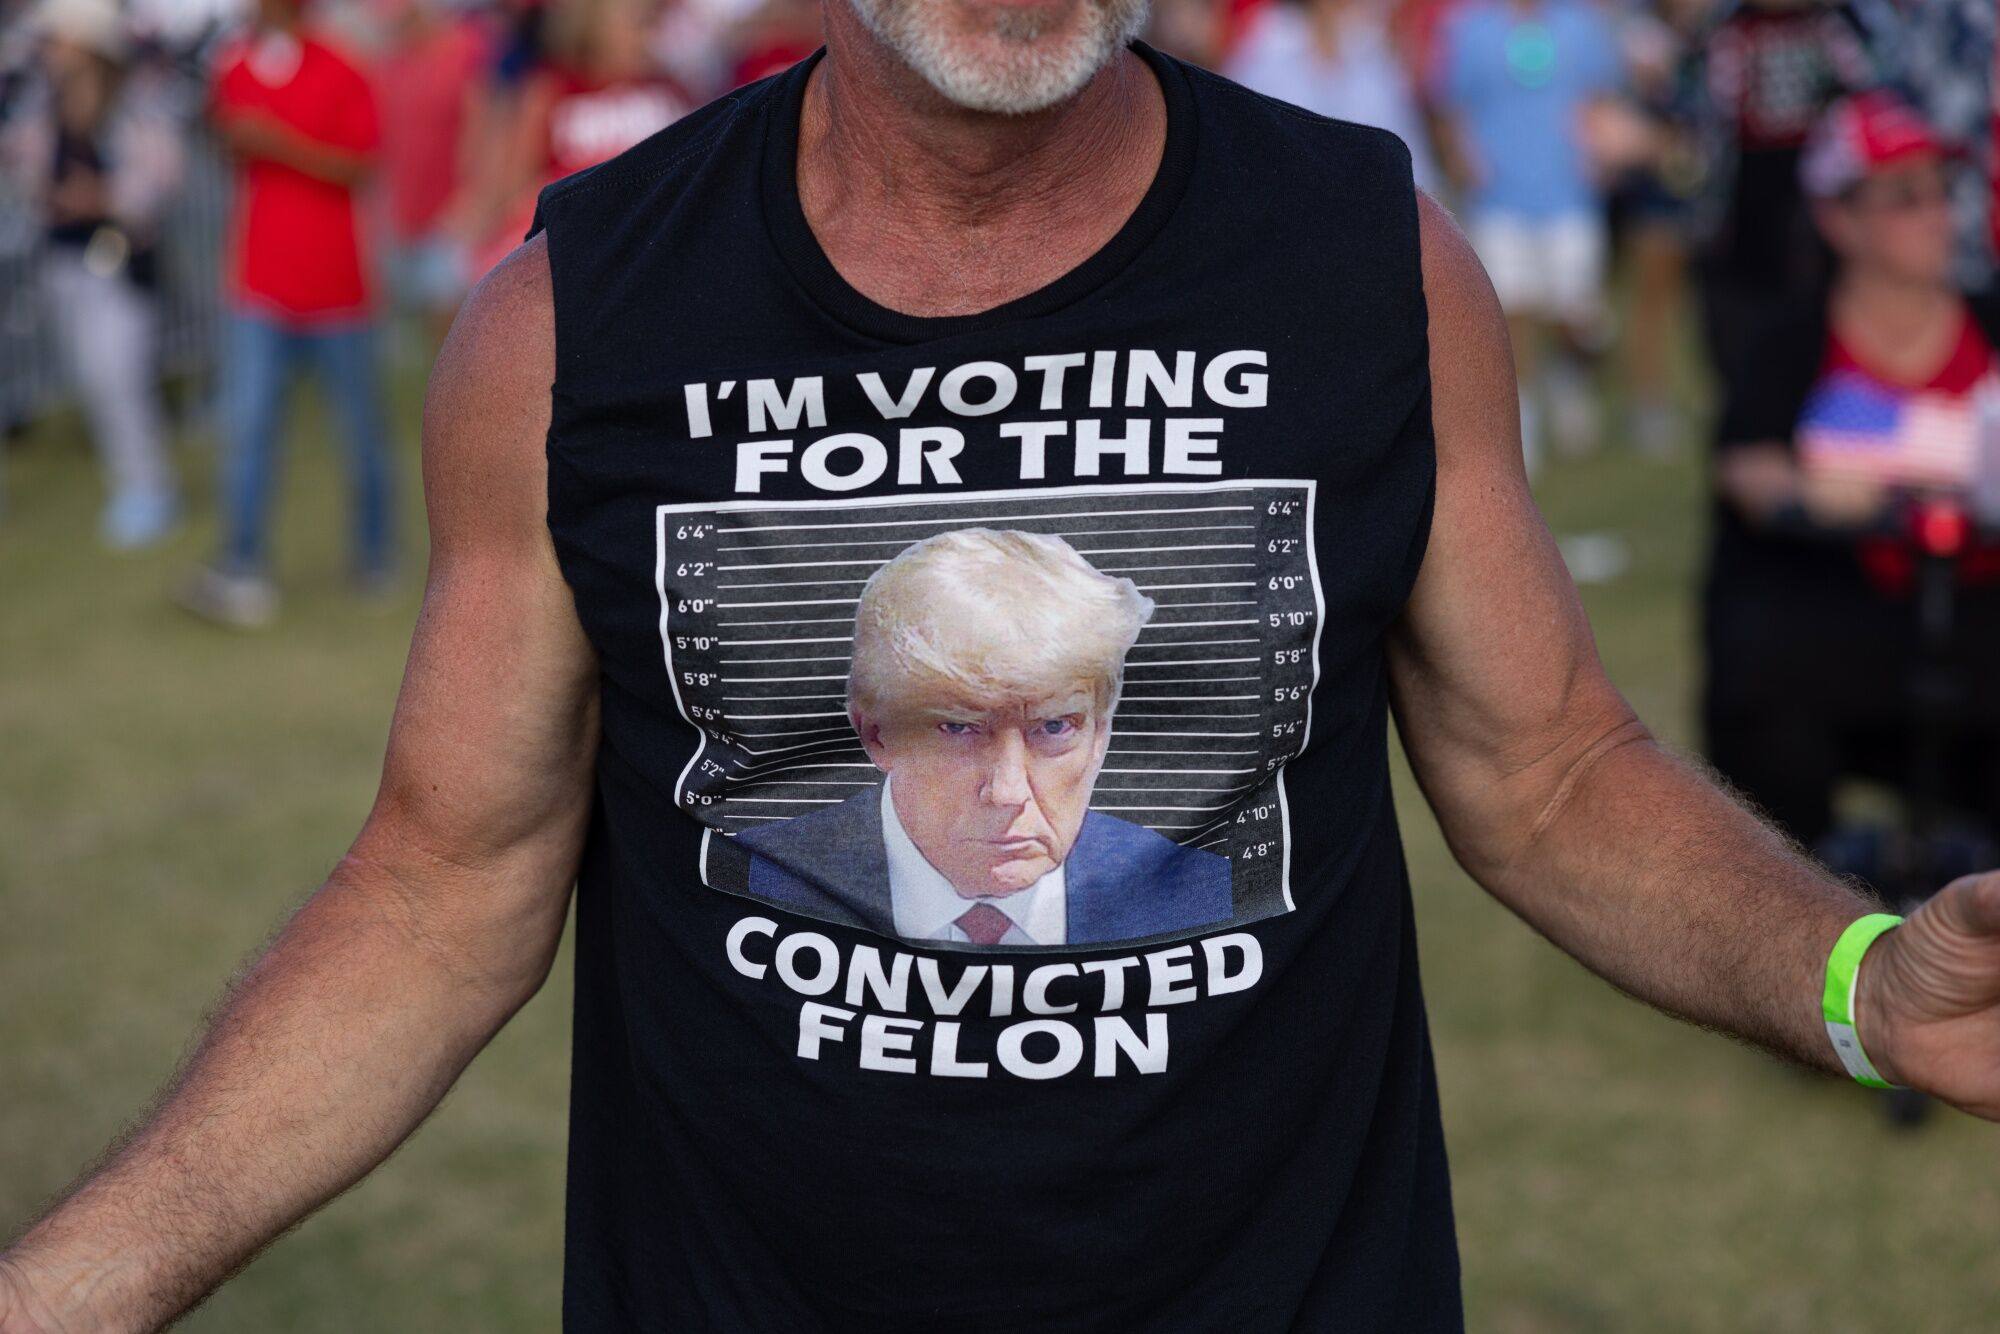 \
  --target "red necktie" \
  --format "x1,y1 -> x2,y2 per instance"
954,902 -> 1013,946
